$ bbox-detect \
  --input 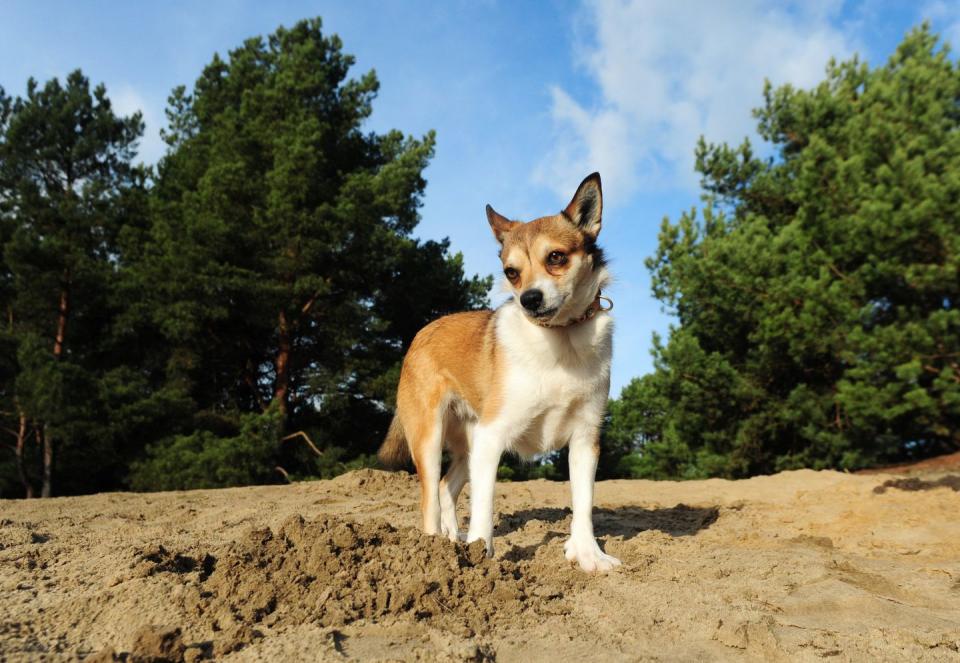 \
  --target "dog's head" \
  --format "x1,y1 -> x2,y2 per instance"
486,173 -> 608,326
